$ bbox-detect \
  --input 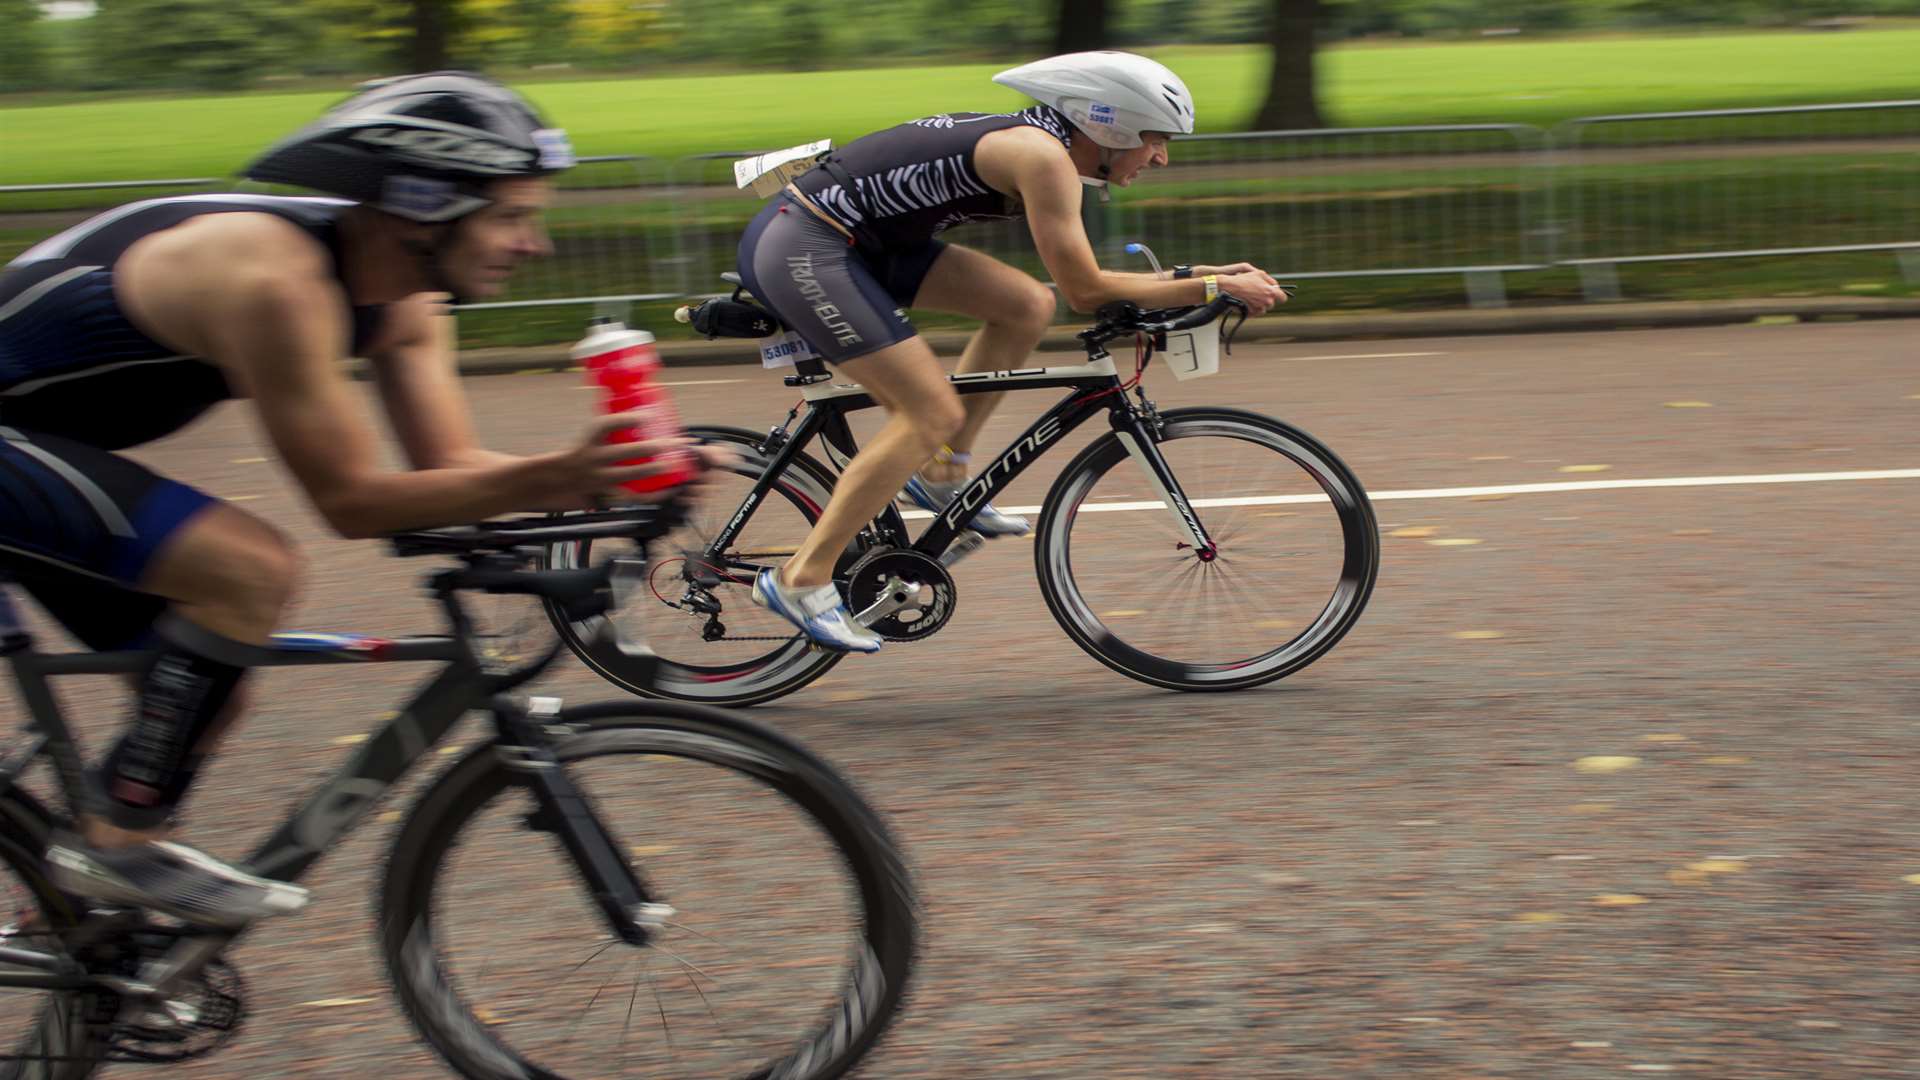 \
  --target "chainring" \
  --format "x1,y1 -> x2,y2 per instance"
106,954 -> 246,1063
843,548 -> 956,642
